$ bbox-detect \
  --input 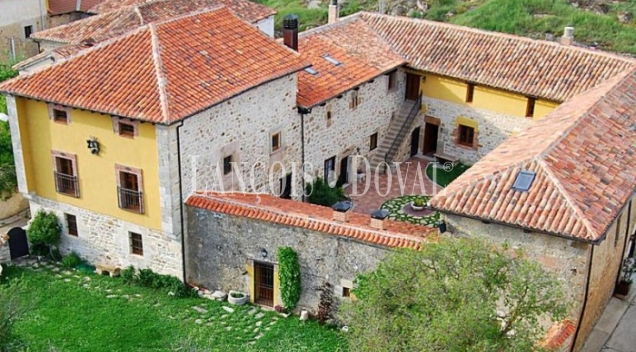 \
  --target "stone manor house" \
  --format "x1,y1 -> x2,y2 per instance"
2,1 -> 636,350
